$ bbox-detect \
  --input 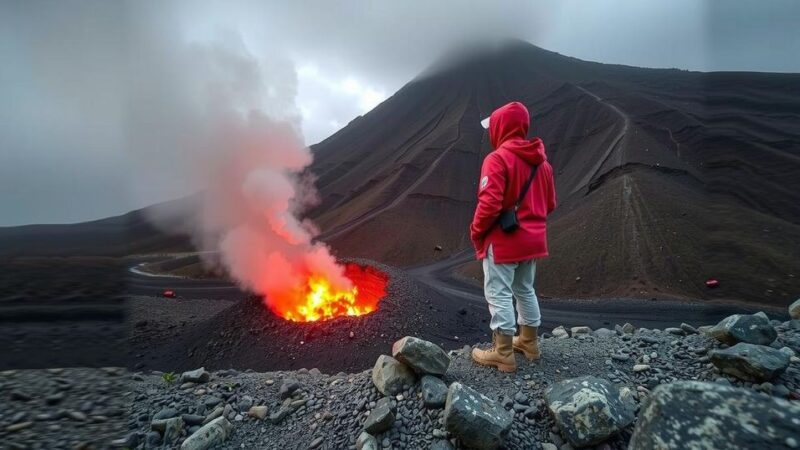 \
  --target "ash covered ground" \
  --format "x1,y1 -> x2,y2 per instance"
128,260 -> 484,374
3,316 -> 799,449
